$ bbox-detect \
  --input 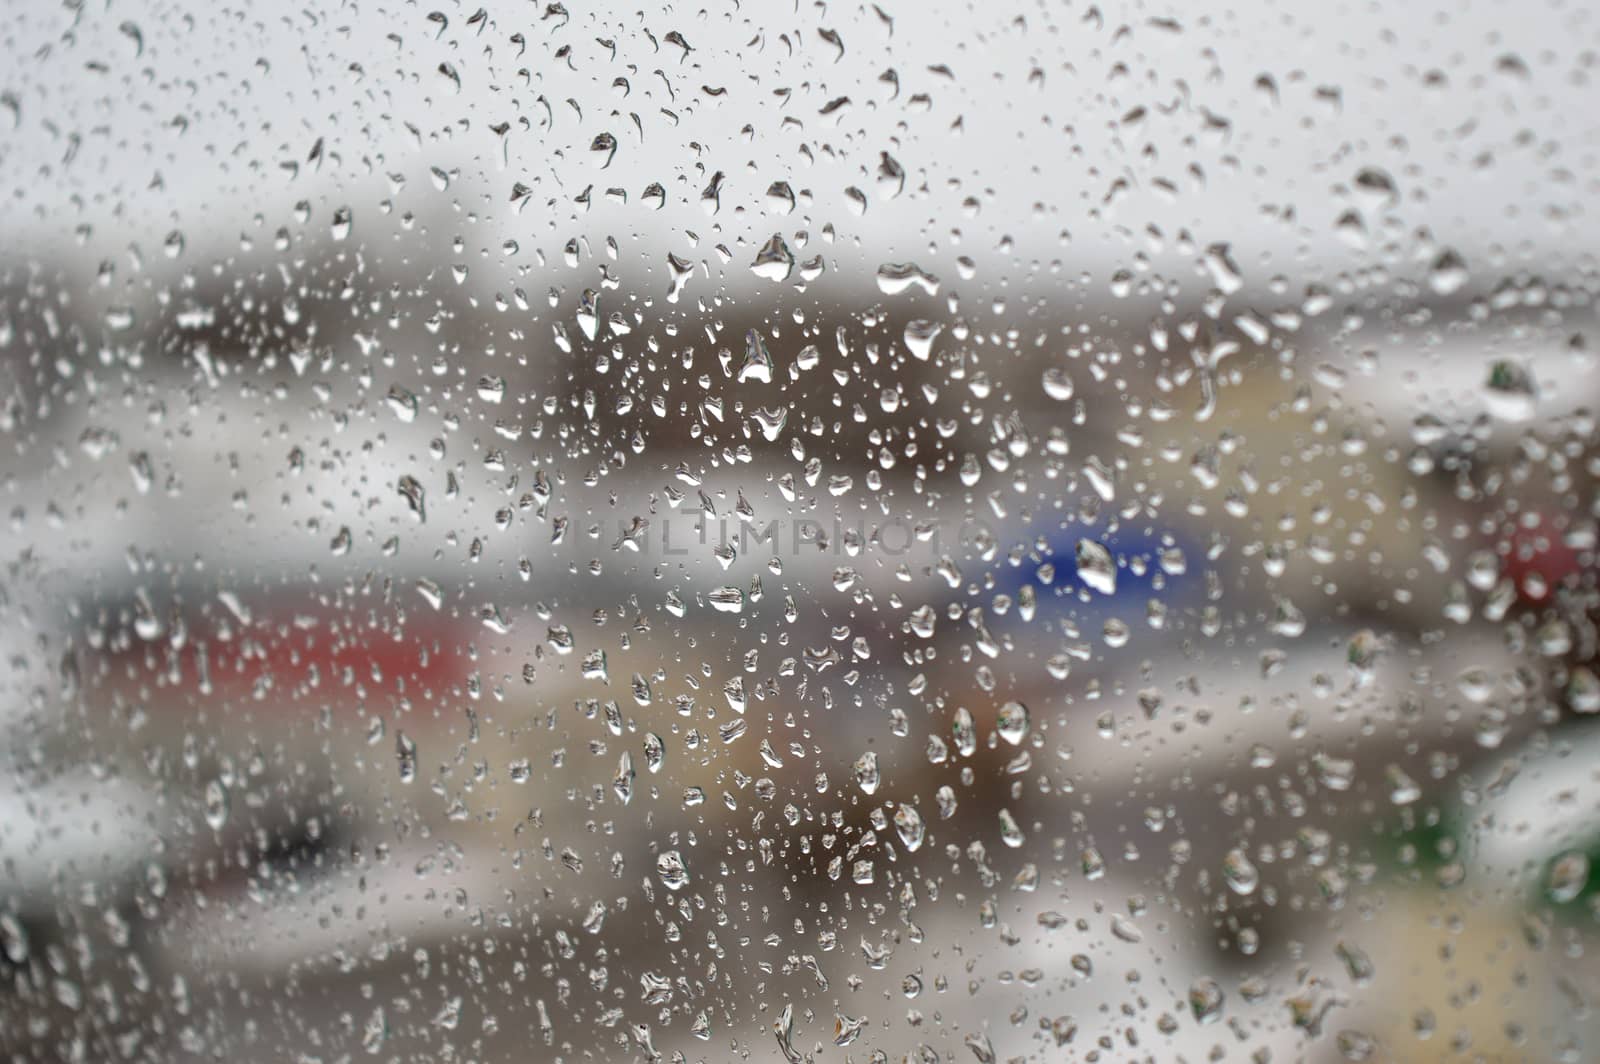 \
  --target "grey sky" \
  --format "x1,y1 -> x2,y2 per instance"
1,0 -> 1594,303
